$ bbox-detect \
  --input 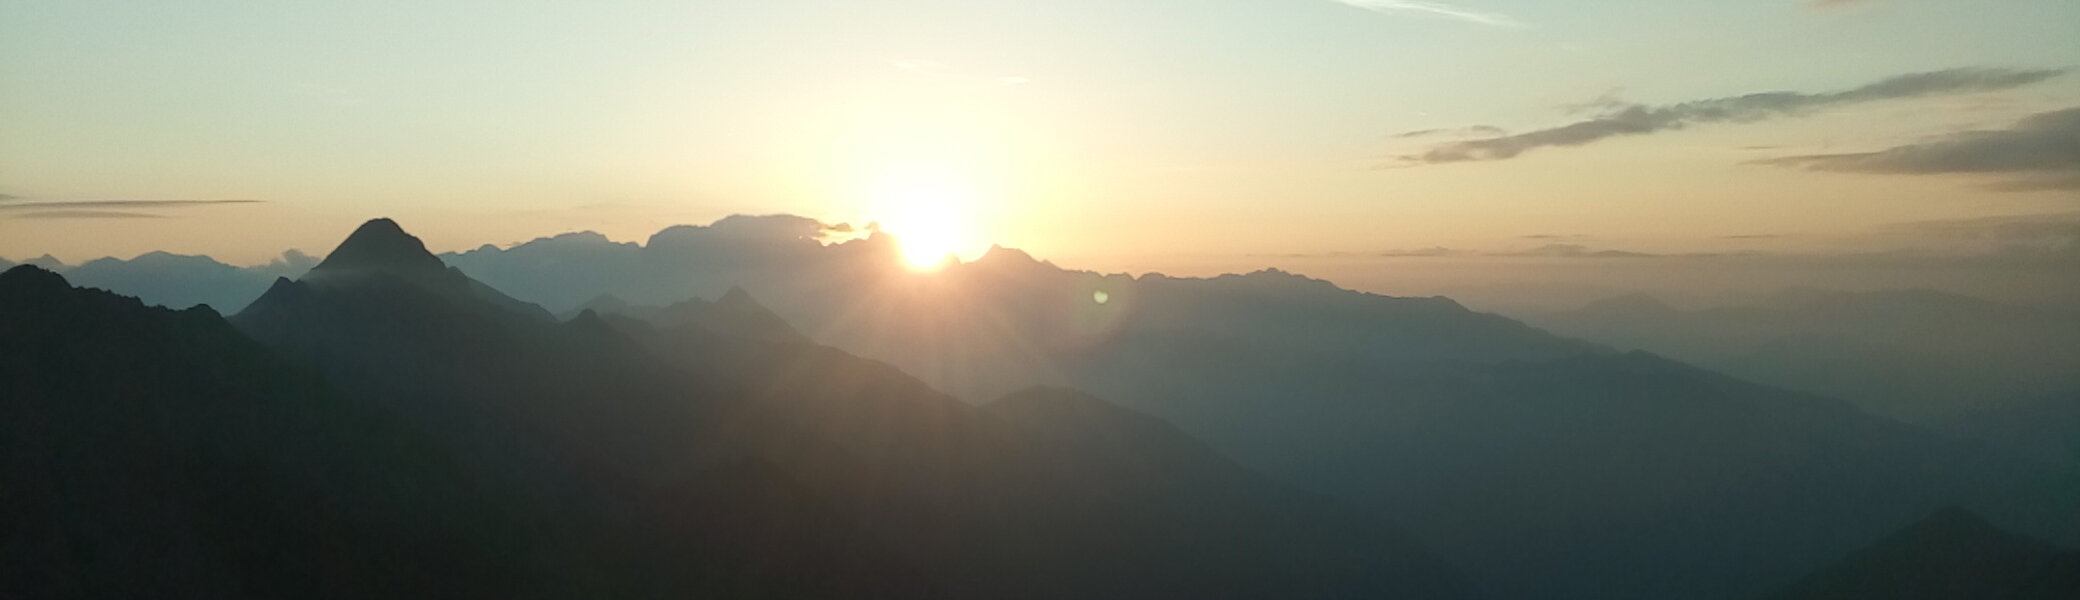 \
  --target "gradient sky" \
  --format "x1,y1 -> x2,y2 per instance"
3,0 -> 2077,268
